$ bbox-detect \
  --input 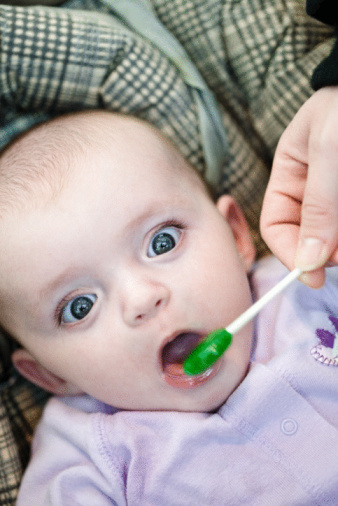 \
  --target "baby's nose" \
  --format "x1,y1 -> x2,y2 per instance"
121,277 -> 169,326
